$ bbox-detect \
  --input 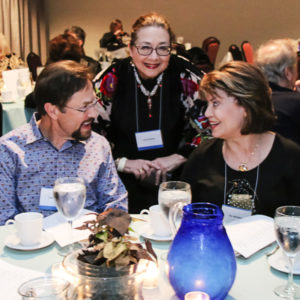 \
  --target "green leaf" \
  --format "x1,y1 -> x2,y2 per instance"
95,231 -> 108,242
103,241 -> 127,262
